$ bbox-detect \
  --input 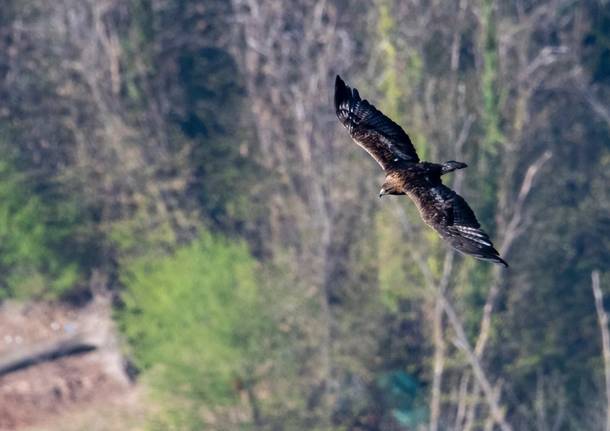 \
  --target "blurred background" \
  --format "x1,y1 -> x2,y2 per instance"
0,0 -> 609,430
